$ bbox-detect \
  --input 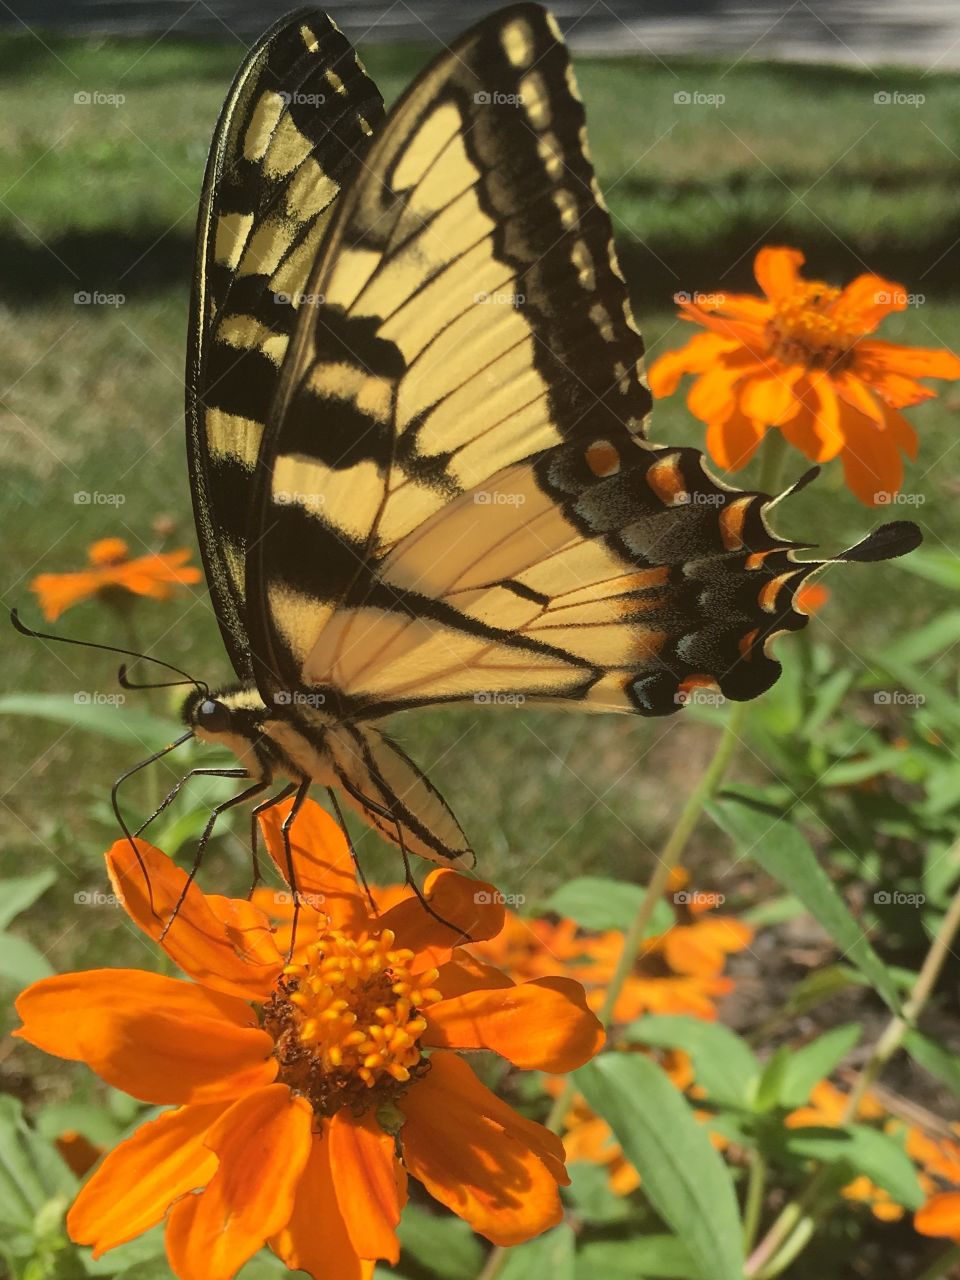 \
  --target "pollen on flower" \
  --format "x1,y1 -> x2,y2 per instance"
263,926 -> 442,1116
764,281 -> 861,370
